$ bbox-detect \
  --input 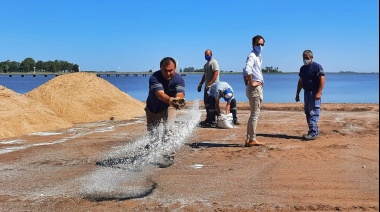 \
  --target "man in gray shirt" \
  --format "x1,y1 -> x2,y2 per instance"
197,49 -> 220,127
